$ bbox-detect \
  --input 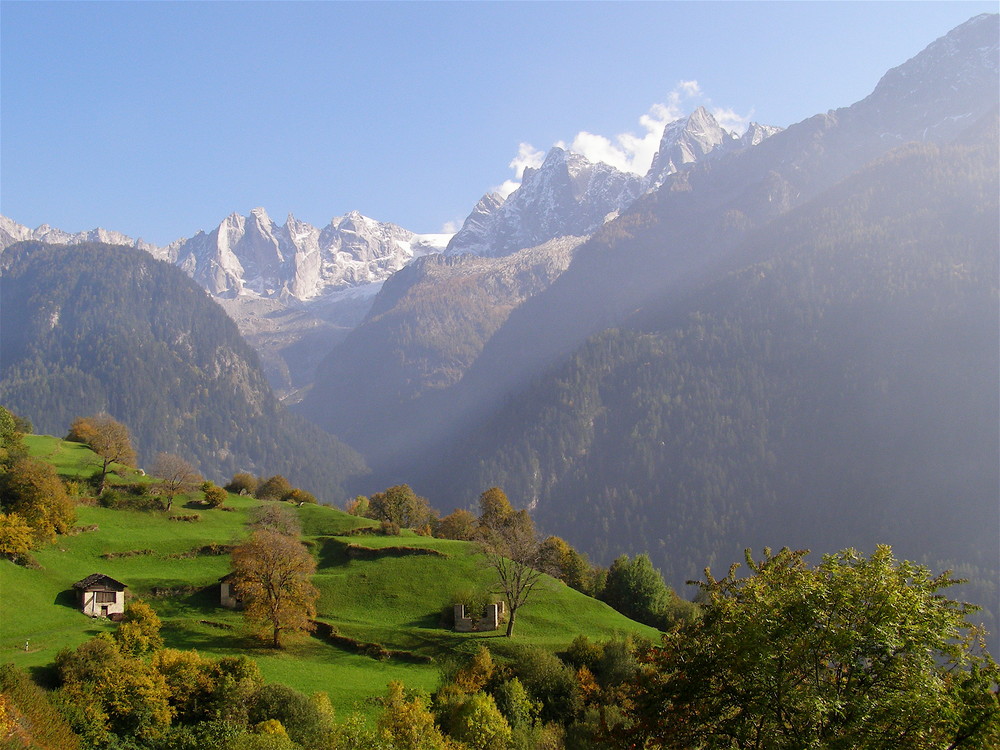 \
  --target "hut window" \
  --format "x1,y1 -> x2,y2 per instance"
95,591 -> 116,603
